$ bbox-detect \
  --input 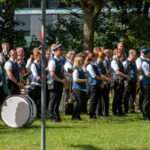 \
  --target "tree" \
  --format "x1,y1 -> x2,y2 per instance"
61,0 -> 107,51
0,0 -> 26,48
